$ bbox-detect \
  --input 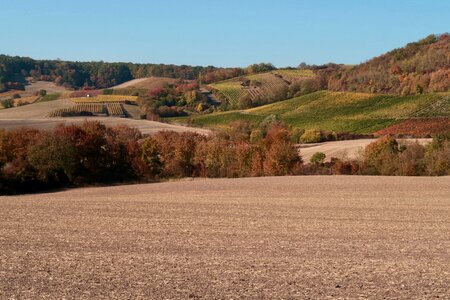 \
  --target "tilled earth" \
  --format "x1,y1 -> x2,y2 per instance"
1,176 -> 449,299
